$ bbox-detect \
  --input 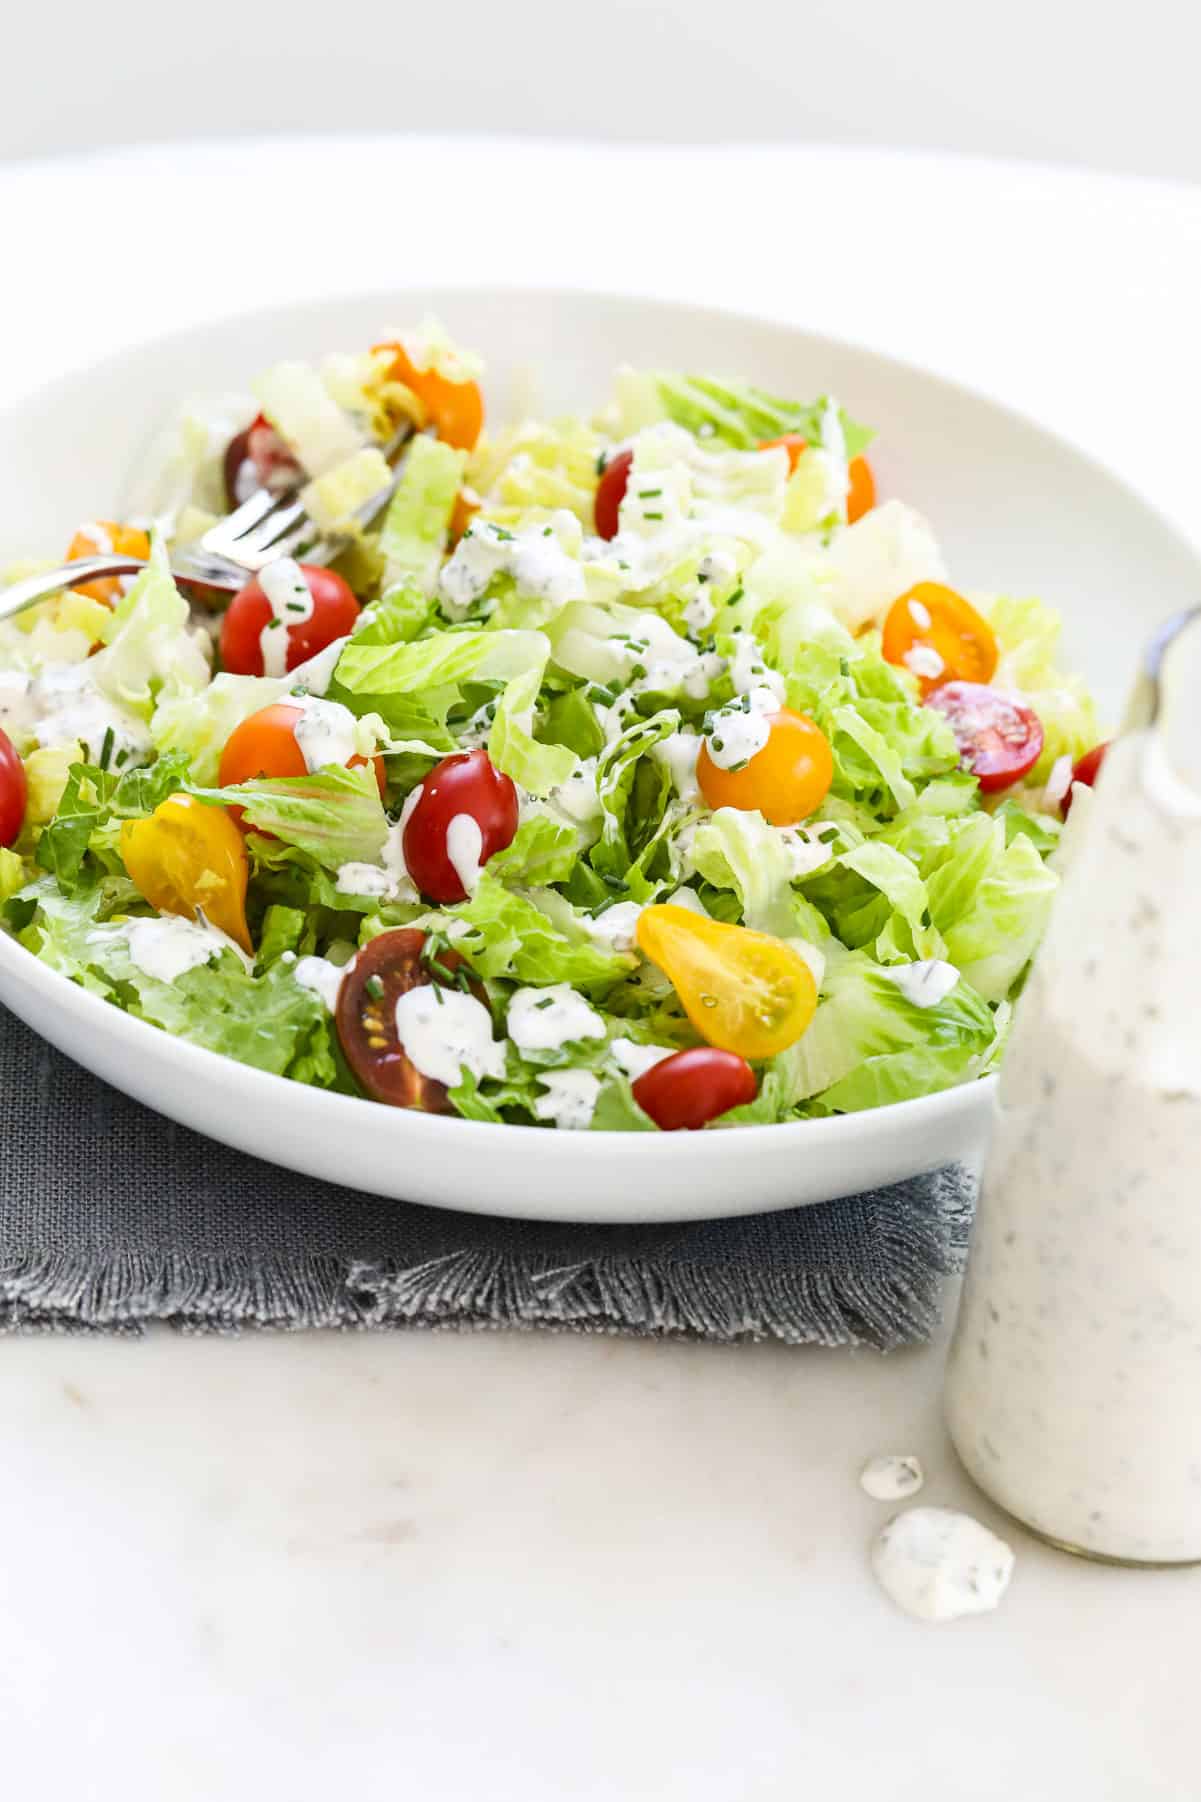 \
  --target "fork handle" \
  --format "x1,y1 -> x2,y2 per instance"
0,554 -> 242,624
